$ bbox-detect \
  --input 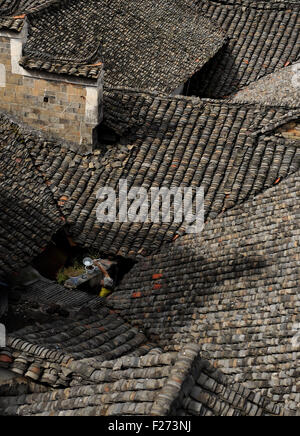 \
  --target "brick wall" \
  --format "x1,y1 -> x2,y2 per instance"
0,28 -> 102,148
